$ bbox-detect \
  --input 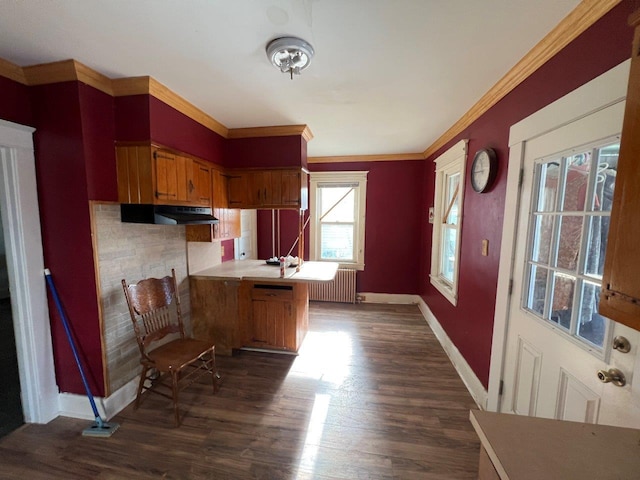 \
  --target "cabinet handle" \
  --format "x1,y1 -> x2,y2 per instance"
189,180 -> 195,193
156,191 -> 176,198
